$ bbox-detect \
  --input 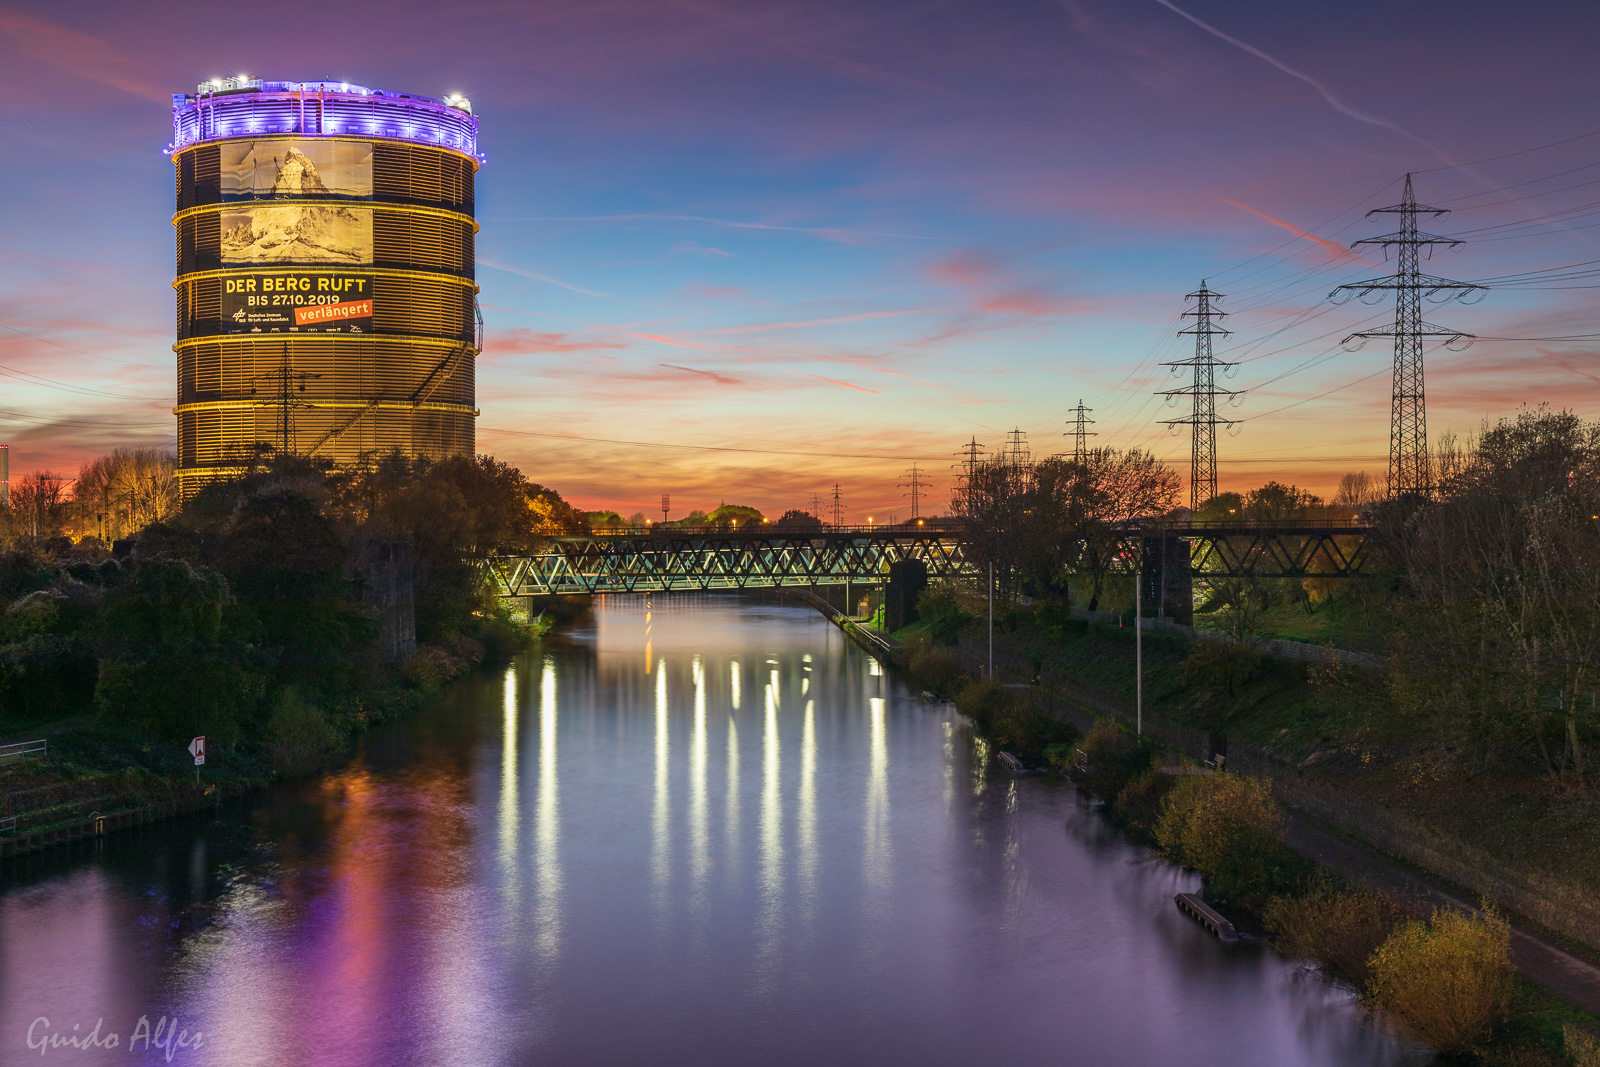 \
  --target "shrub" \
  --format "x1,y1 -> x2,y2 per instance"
1077,718 -> 1159,798
917,588 -> 971,646
401,644 -> 460,692
1367,907 -> 1514,1054
898,631 -> 966,697
1111,768 -> 1175,838
265,686 -> 339,775
1263,880 -> 1405,987
953,678 -> 1078,761
1565,1022 -> 1600,1067
1155,773 -> 1305,904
